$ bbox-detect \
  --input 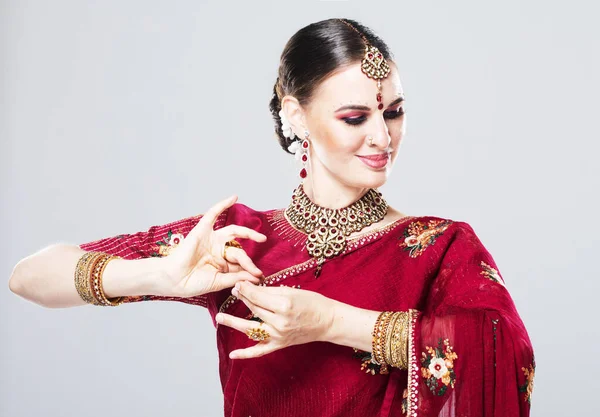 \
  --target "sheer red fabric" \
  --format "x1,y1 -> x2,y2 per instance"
79,203 -> 535,417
